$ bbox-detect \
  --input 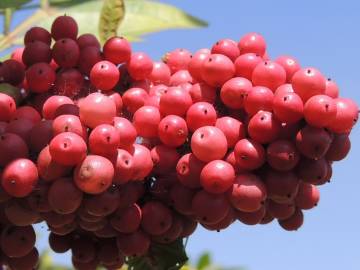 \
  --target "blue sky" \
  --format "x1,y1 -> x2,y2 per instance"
1,0 -> 360,269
